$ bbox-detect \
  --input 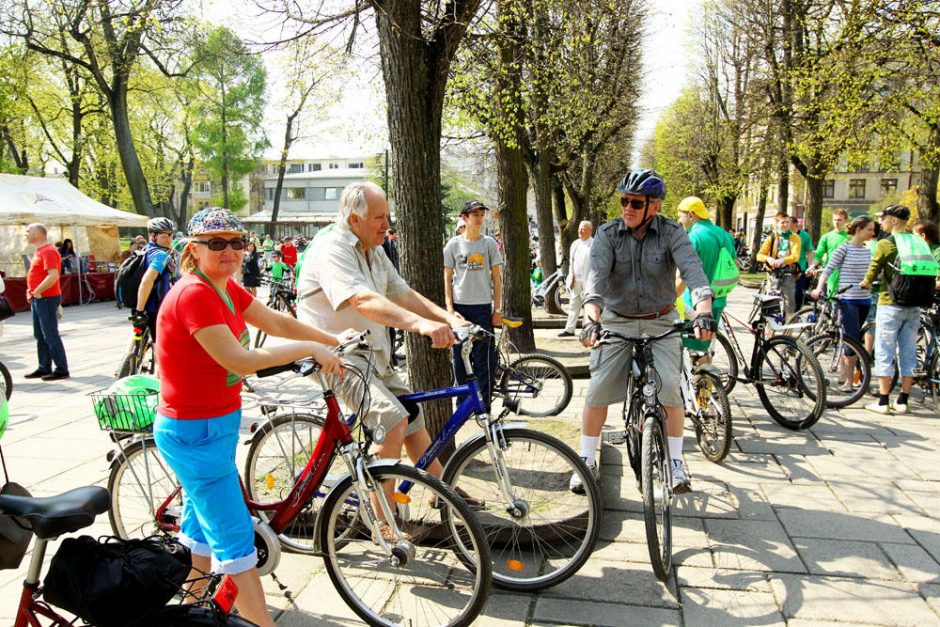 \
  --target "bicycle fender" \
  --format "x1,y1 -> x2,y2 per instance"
311,459 -> 411,554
